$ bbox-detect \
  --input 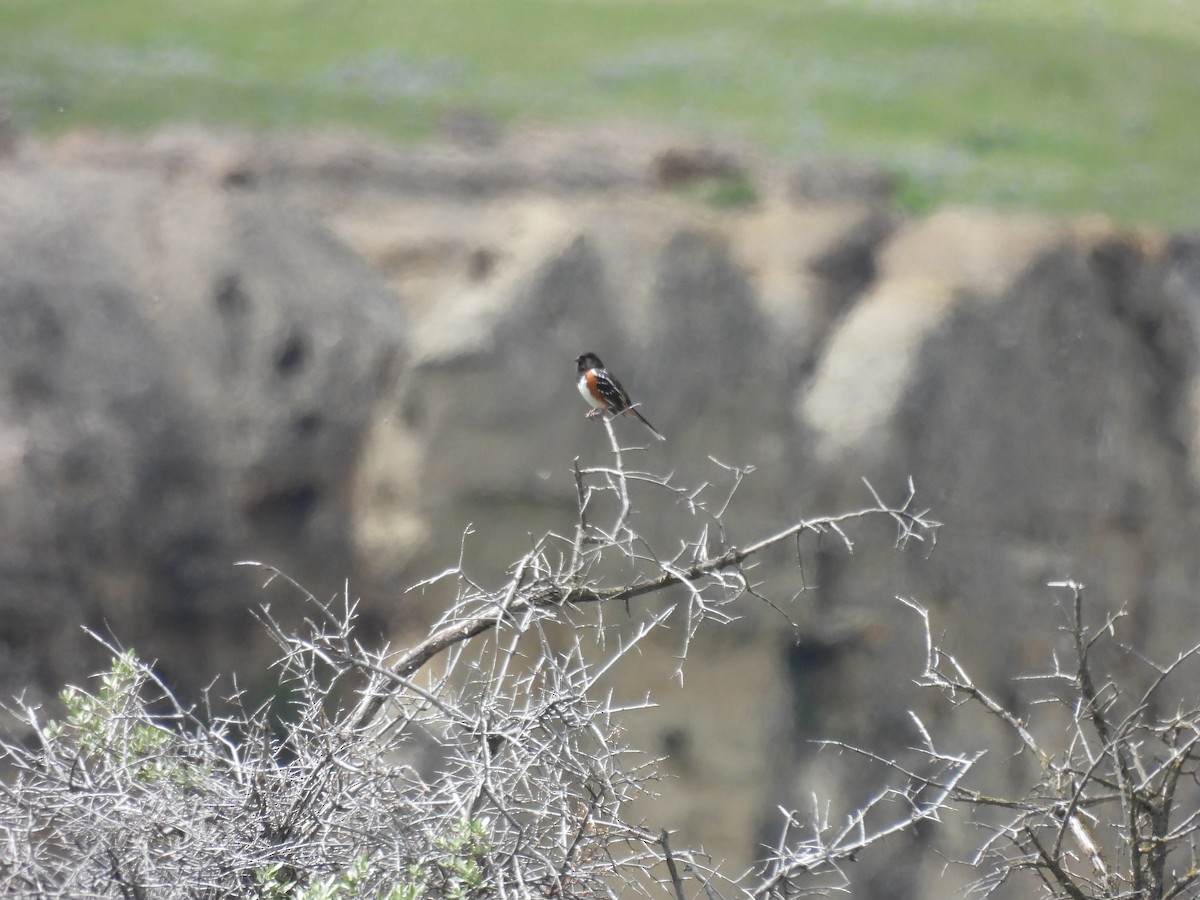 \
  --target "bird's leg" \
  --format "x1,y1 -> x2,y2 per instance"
586,408 -> 605,420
